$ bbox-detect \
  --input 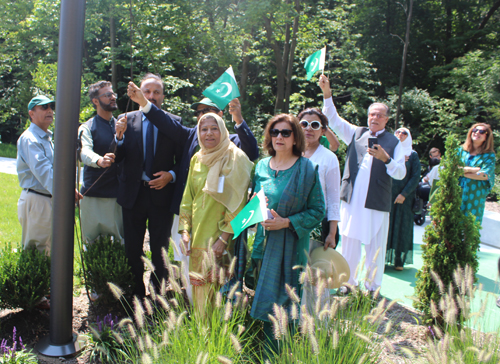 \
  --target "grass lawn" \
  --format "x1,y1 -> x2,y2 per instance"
0,173 -> 22,247
0,143 -> 17,158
